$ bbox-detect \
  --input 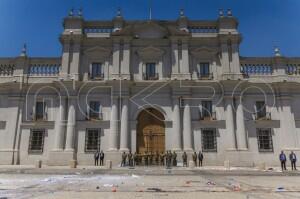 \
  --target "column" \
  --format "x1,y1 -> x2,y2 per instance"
235,98 -> 248,150
120,97 -> 129,151
181,41 -> 190,74
231,43 -> 241,74
53,98 -> 66,151
172,97 -> 182,151
225,97 -> 236,150
221,43 -> 230,74
121,42 -> 130,75
112,42 -> 120,75
109,97 -> 119,151
183,99 -> 193,151
171,41 -> 179,74
65,98 -> 76,151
